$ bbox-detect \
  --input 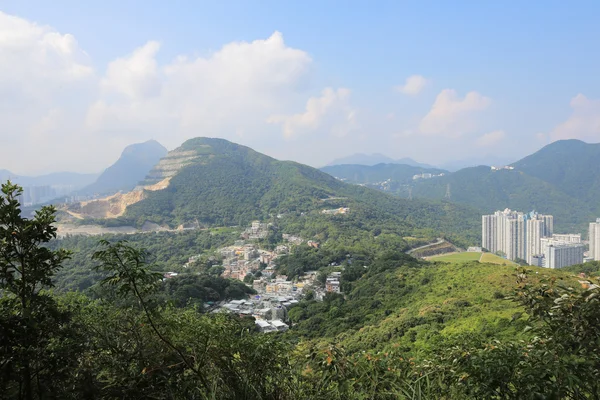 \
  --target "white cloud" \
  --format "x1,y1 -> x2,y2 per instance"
87,31 -> 314,146
0,11 -> 99,174
419,89 -> 491,137
0,12 -> 324,174
267,87 -> 357,139
101,41 -> 162,99
550,94 -> 600,142
476,130 -> 505,147
395,75 -> 429,95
